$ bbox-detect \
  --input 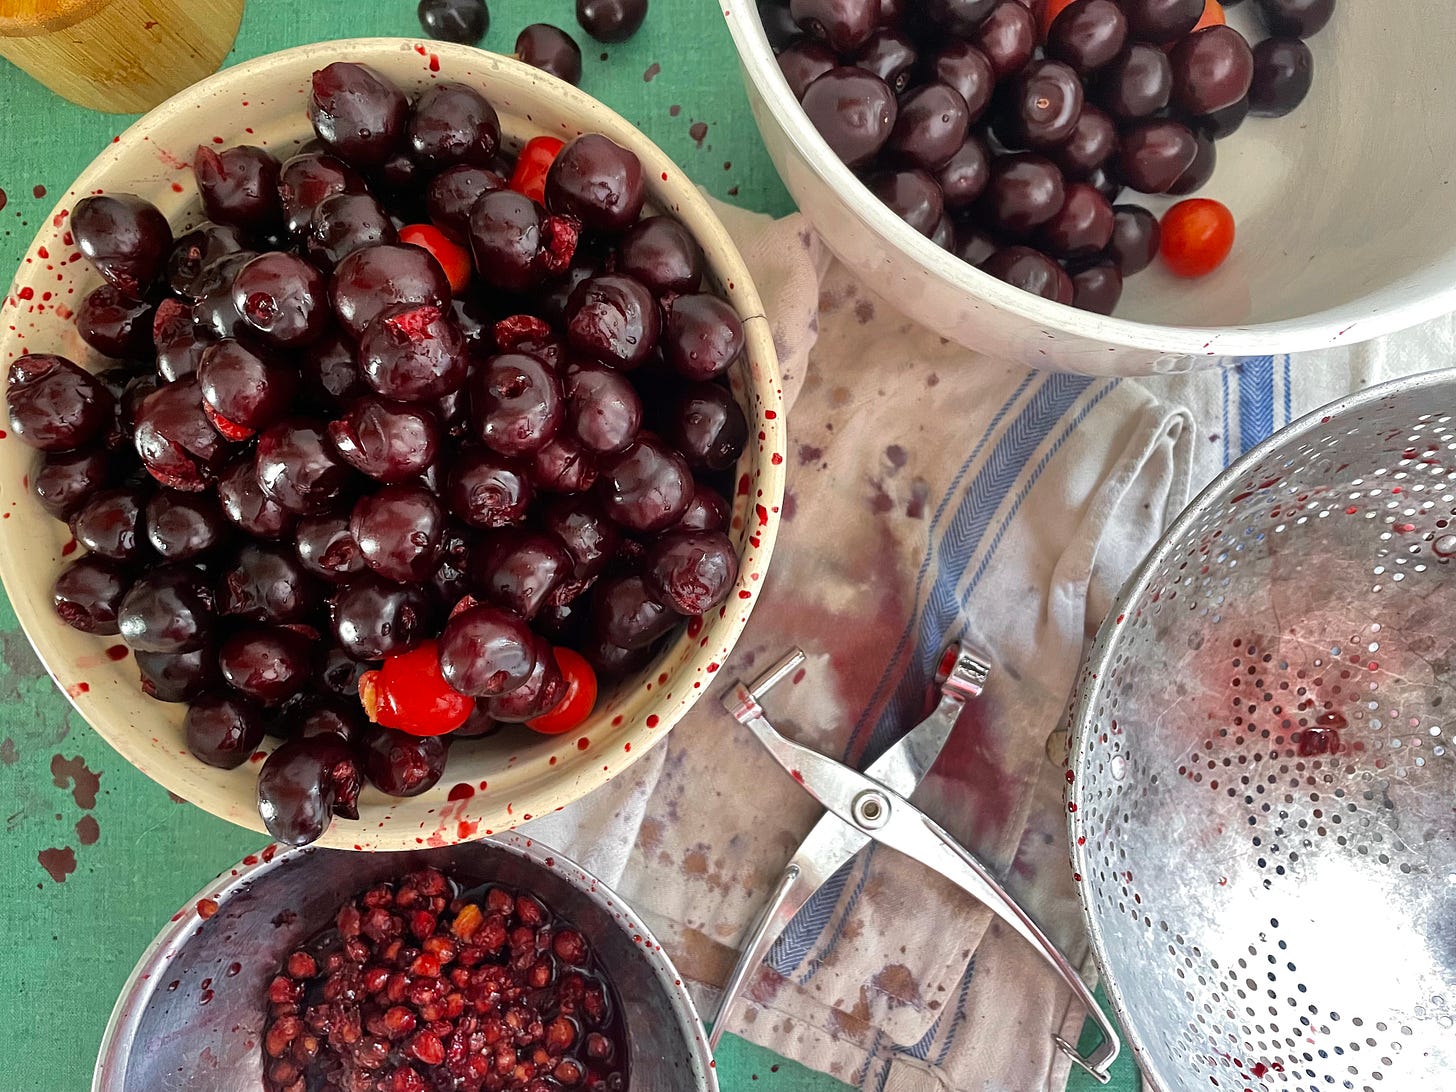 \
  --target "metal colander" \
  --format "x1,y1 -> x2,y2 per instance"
1069,370 -> 1456,1092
